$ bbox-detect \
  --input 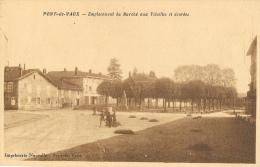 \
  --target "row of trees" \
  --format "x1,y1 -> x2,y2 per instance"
98,58 -> 238,112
